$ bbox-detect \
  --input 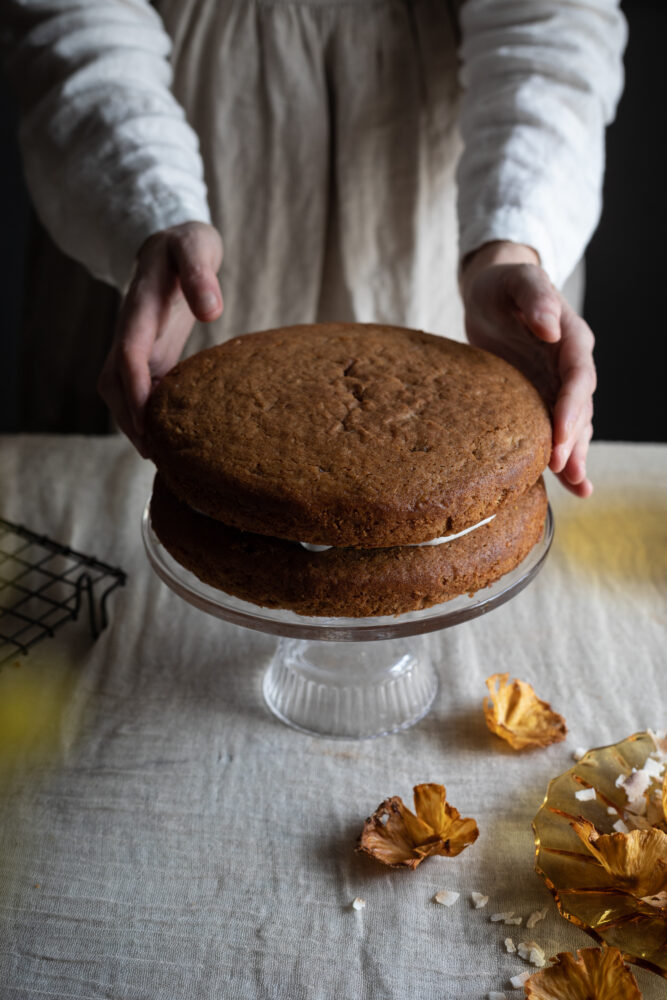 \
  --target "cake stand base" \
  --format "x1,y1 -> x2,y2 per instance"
262,636 -> 437,739
142,499 -> 553,741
